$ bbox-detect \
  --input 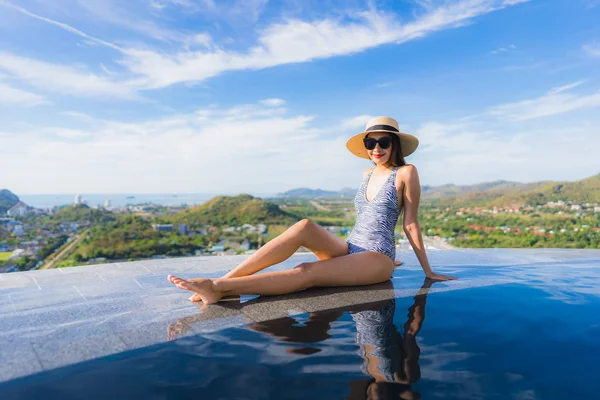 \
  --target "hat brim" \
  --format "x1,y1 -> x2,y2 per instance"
346,130 -> 419,160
